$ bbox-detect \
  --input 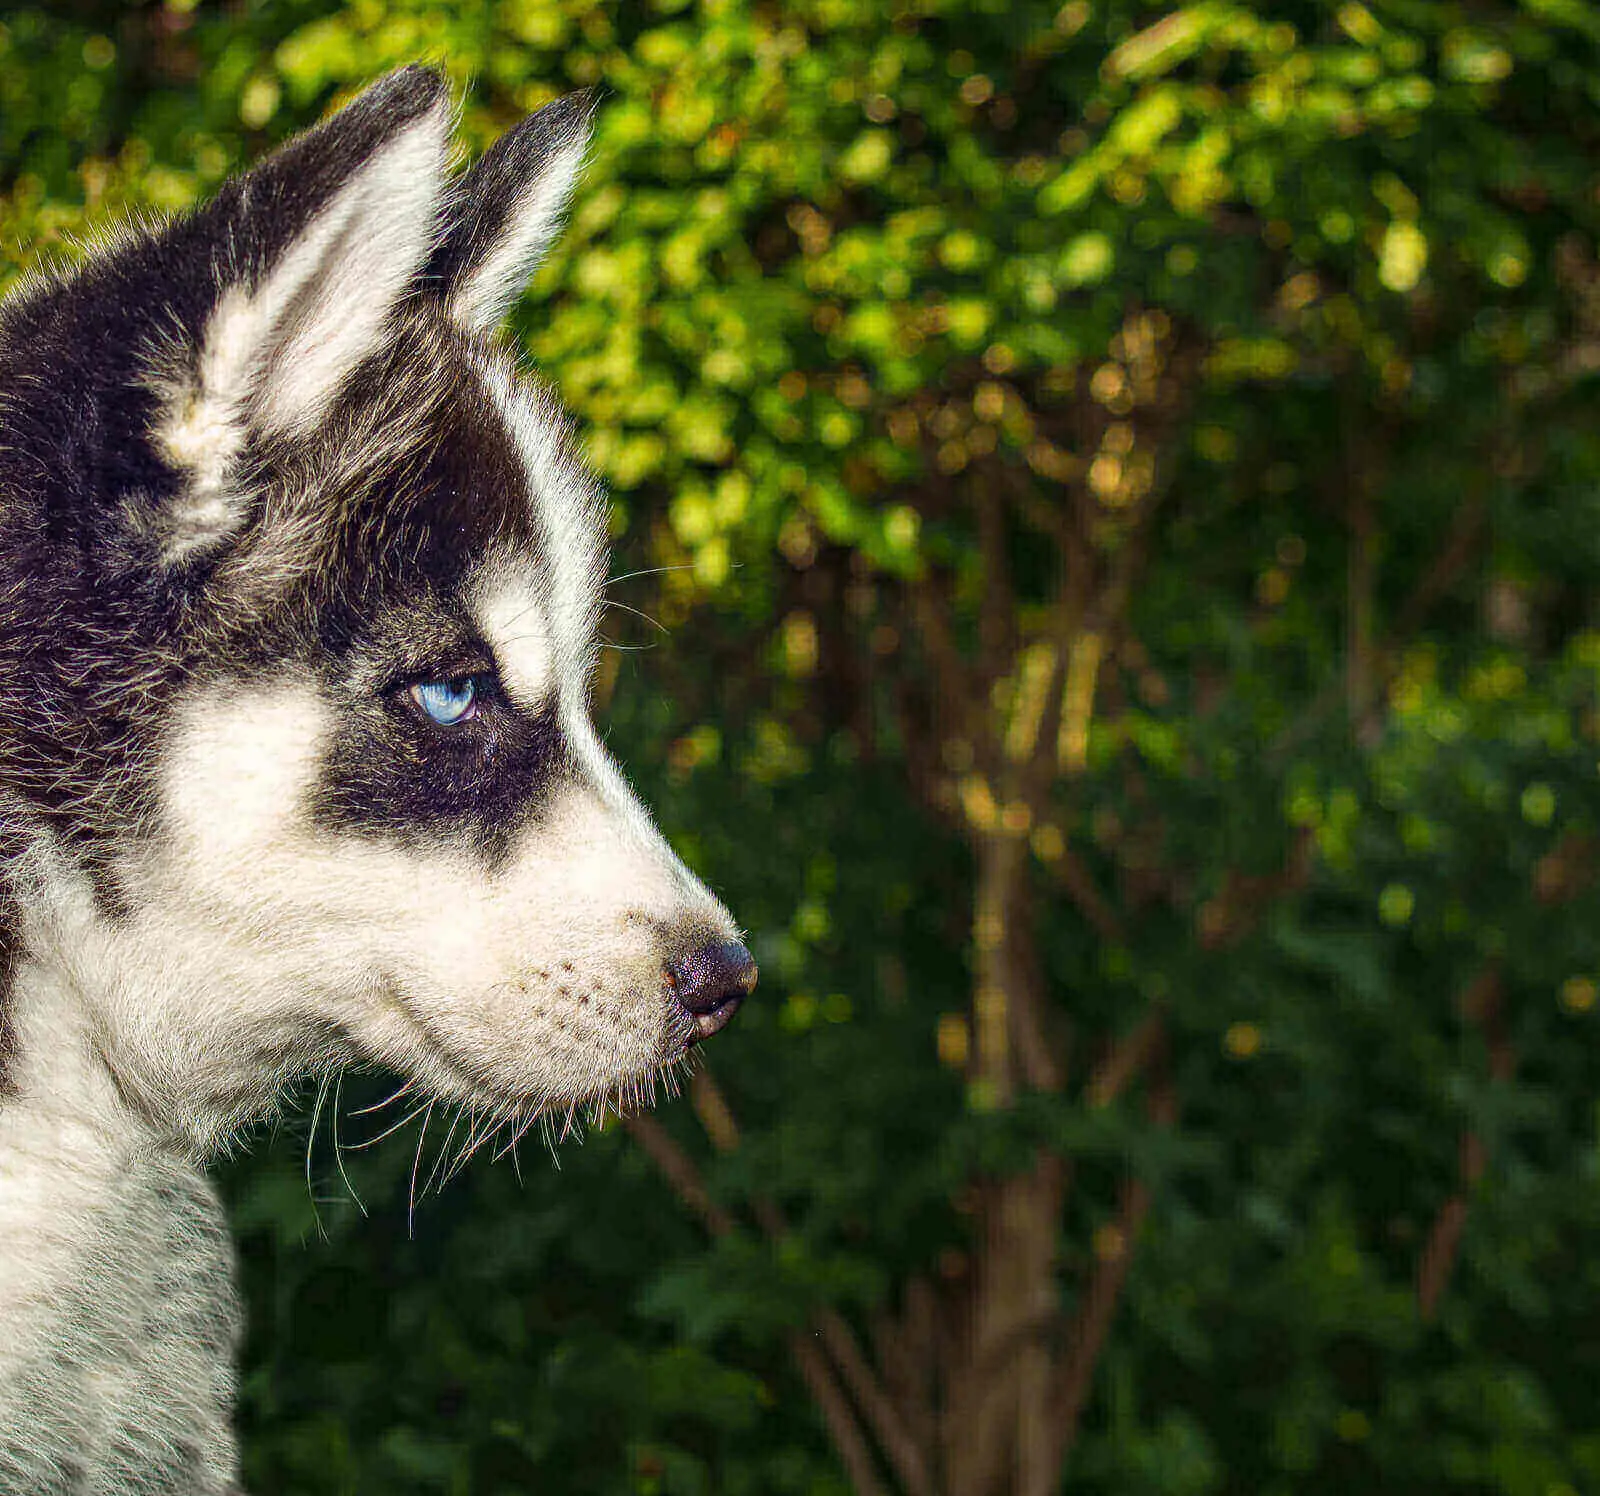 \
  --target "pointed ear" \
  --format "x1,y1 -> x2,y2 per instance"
428,91 -> 595,336
155,67 -> 451,558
